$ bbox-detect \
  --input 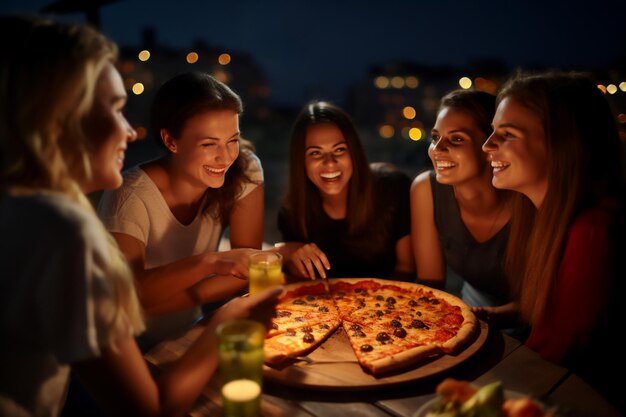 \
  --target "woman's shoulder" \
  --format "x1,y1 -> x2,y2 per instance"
6,192 -> 102,243
411,169 -> 434,189
240,148 -> 264,180
99,166 -> 156,206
